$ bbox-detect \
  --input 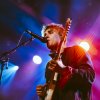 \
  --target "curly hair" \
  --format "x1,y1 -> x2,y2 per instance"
41,23 -> 67,37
